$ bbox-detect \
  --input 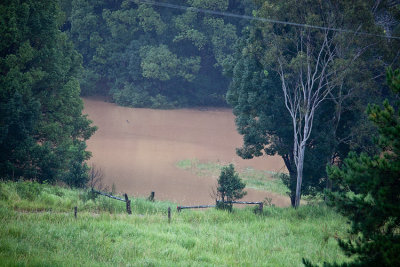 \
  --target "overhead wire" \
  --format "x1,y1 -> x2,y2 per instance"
138,0 -> 400,40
